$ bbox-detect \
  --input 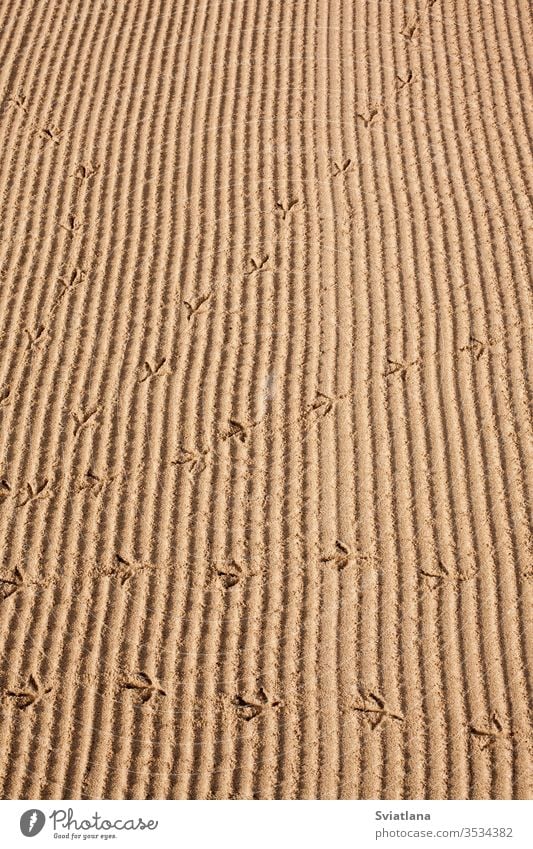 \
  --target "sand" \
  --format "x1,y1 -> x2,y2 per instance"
0,0 -> 531,800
